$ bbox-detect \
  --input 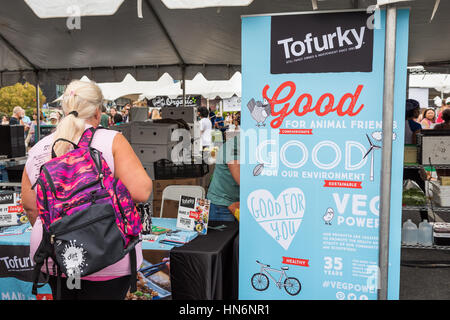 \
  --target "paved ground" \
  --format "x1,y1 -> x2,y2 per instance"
400,248 -> 450,300
400,210 -> 450,300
